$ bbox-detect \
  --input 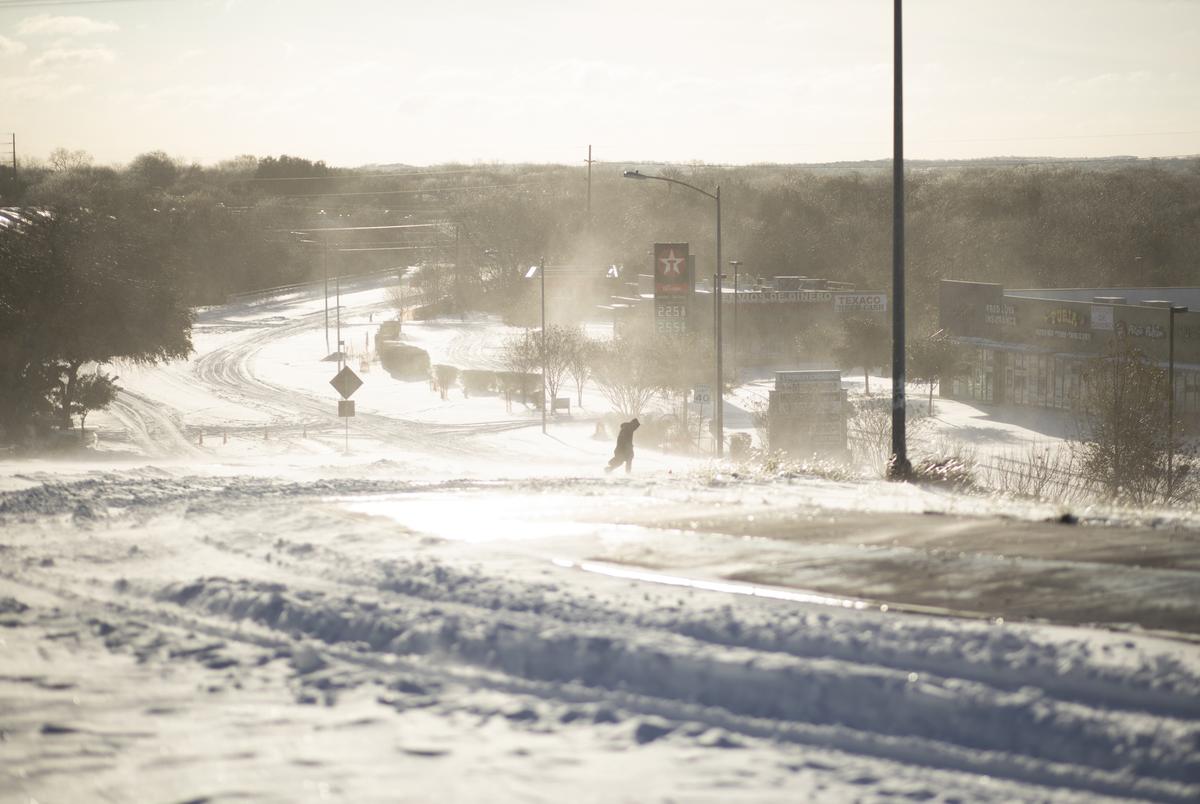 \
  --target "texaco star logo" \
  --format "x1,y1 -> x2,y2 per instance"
659,249 -> 685,277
